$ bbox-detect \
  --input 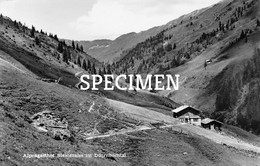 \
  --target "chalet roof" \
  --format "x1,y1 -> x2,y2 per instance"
172,105 -> 189,113
201,118 -> 222,124
172,105 -> 200,113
